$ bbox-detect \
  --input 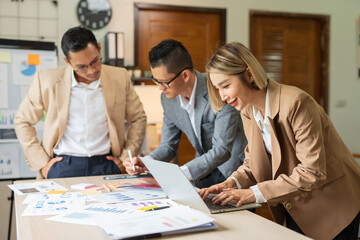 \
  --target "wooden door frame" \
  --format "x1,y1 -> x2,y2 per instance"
134,3 -> 227,66
249,10 -> 330,113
